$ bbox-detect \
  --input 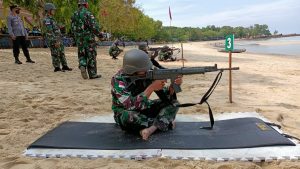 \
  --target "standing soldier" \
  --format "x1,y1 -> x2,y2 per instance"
7,5 -> 35,64
43,3 -> 72,72
71,0 -> 103,79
